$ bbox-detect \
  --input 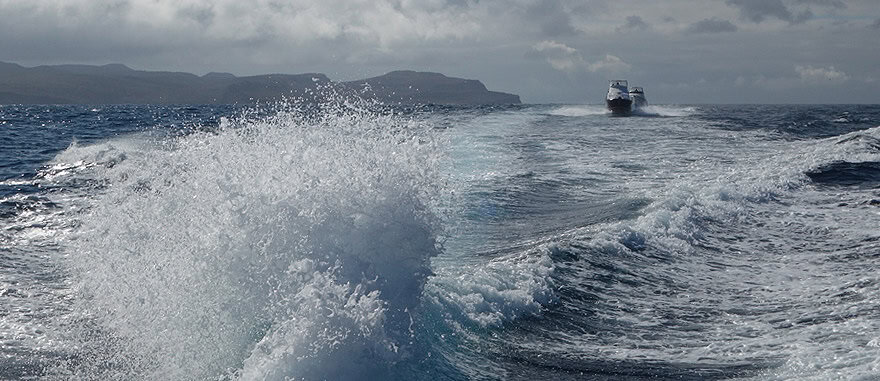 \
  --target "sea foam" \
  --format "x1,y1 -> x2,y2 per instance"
53,97 -> 448,380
